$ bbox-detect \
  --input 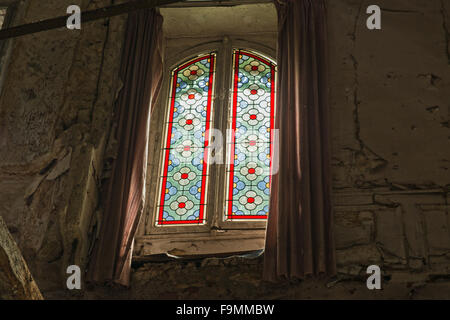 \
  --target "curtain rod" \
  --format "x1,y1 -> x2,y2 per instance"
0,0 -> 183,41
